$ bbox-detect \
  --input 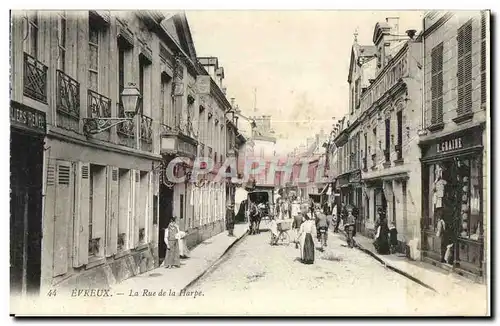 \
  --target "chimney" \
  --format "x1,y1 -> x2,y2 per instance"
406,29 -> 417,40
